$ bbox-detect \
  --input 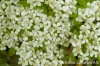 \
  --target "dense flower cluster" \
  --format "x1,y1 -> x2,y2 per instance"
71,1 -> 100,63
0,0 -> 76,66
1,0 -> 100,66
